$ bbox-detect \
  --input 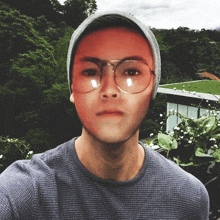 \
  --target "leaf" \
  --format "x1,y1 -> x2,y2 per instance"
180,162 -> 194,166
213,134 -> 220,140
186,118 -> 197,128
195,116 -> 207,124
212,149 -> 220,162
158,133 -> 178,150
173,157 -> 181,165
201,116 -> 216,134
171,139 -> 178,149
173,157 -> 194,166
158,133 -> 170,150
195,148 -> 213,157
